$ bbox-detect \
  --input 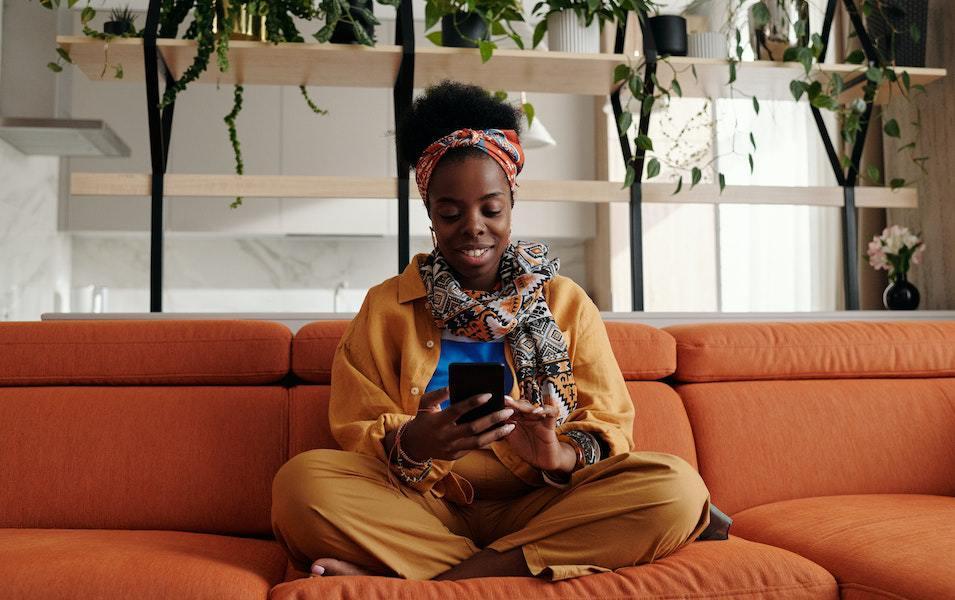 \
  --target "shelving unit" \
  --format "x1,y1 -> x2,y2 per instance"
57,0 -> 946,312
